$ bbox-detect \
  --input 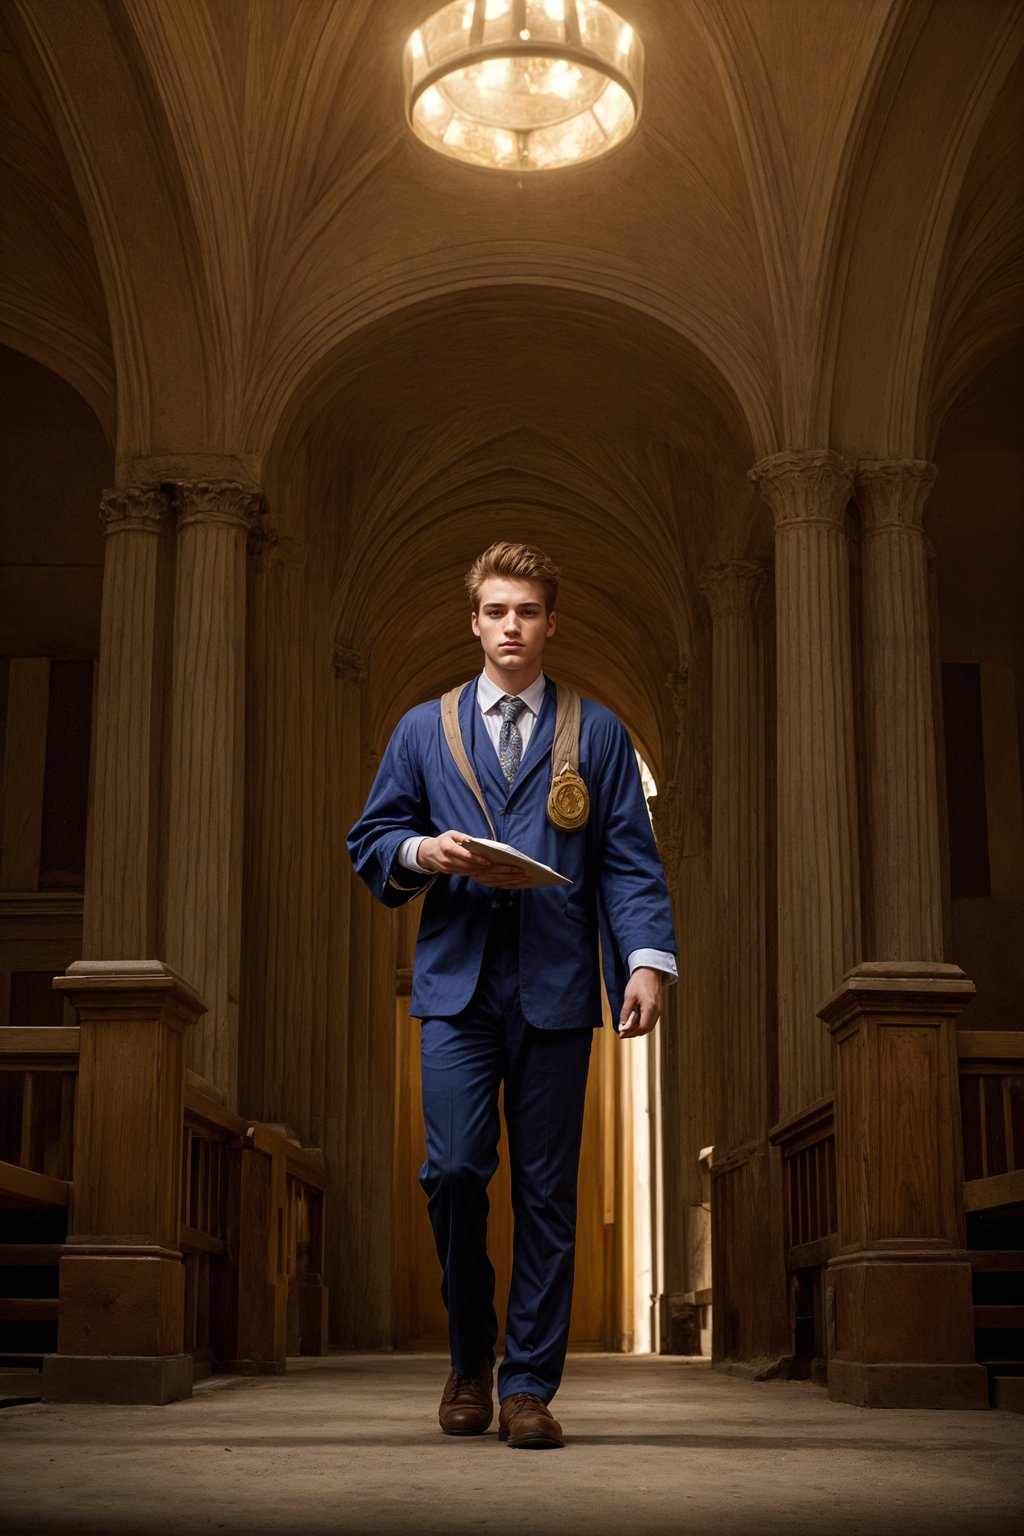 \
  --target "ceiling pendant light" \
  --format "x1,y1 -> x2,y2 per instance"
404,0 -> 642,172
